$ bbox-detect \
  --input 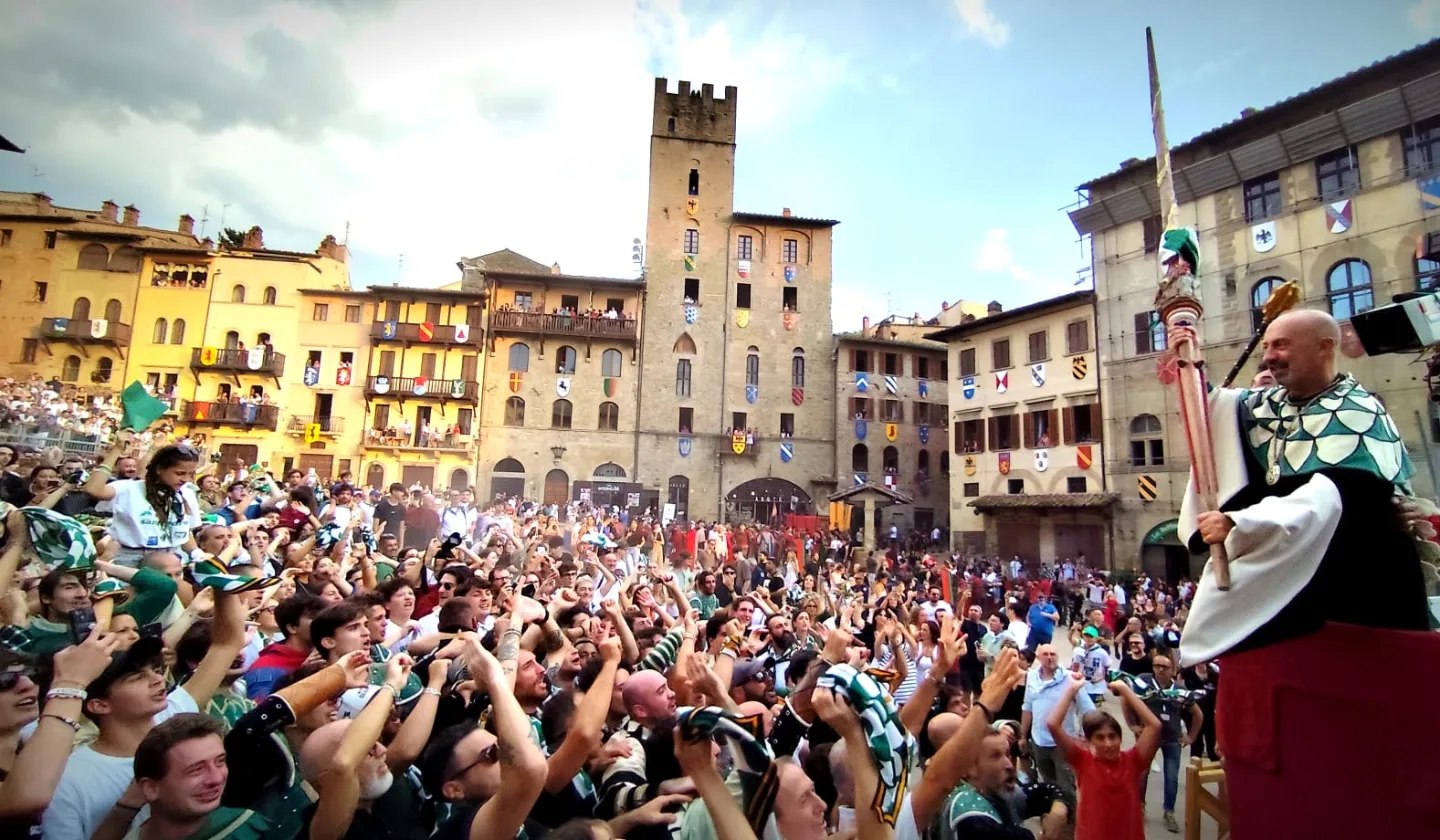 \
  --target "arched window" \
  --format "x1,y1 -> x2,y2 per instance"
791,347 -> 805,388
152,318 -> 168,344
231,284 -> 247,303
594,462 -> 626,478
673,333 -> 697,354
851,443 -> 869,473
683,228 -> 699,255
745,346 -> 759,387
108,246 -> 141,272
556,346 -> 577,375
504,397 -> 525,427
939,451 -> 950,475
601,349 -> 623,377
494,458 -> 525,473
224,330 -> 240,350
263,286 -> 277,305
104,299 -> 122,322
1327,259 -> 1374,320
1129,414 -> 1165,466
61,355 -> 81,382
449,469 -> 469,492
918,450 -> 931,474
71,298 -> 91,321
551,399 -> 573,429
508,343 -> 530,372
94,358 -> 113,383
171,318 -> 186,345
667,475 -> 690,513
77,243 -> 109,270
668,360 -> 688,398
598,401 -> 619,430
1250,276 -> 1284,332
883,446 -> 899,473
